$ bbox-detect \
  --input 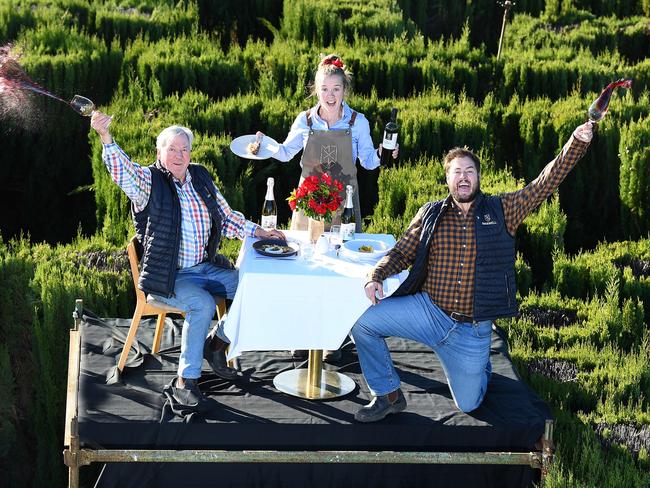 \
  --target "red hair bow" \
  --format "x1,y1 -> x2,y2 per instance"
323,57 -> 344,69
